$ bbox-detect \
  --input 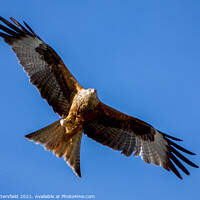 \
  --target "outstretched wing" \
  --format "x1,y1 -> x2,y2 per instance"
83,102 -> 198,179
0,17 -> 83,116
